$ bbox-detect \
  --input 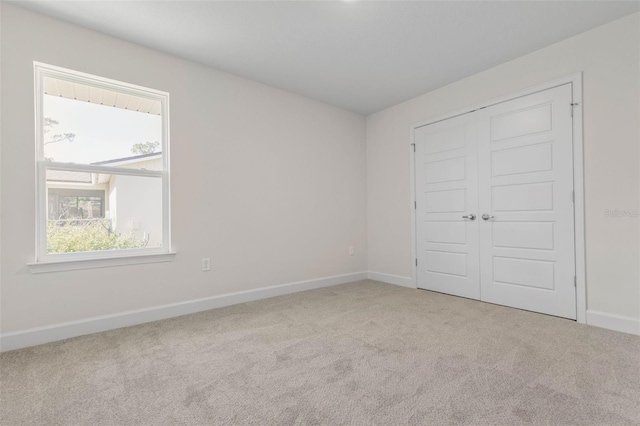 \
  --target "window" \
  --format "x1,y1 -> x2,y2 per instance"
34,63 -> 171,264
